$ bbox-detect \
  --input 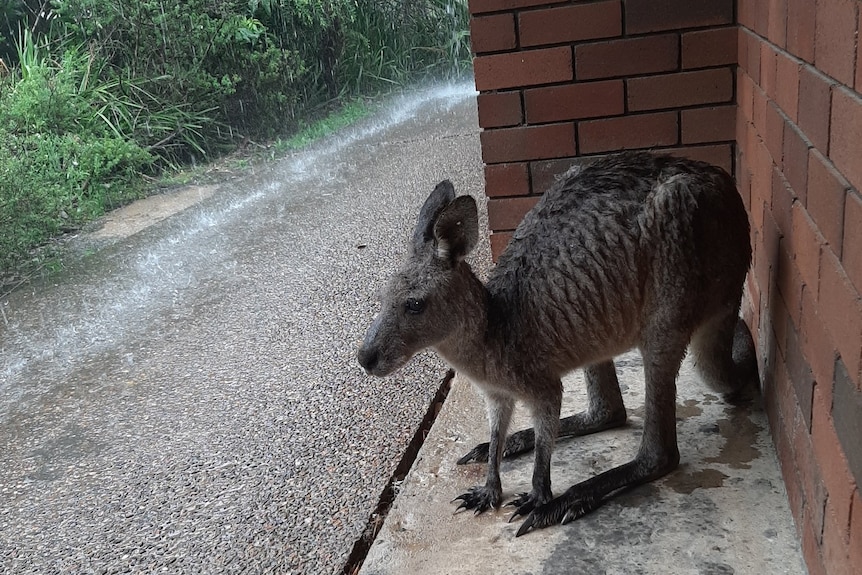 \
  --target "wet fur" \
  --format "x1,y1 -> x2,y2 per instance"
358,151 -> 757,536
